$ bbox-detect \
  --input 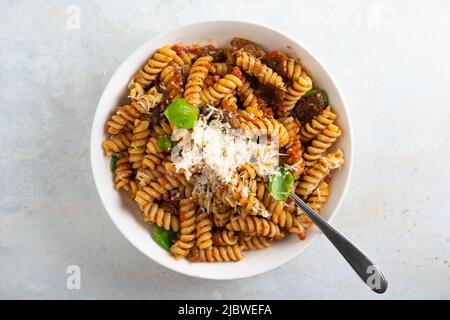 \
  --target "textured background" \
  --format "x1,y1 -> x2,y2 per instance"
1,0 -> 449,299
